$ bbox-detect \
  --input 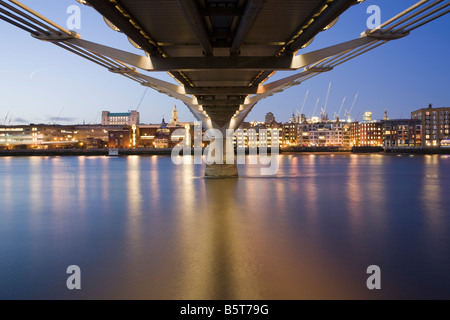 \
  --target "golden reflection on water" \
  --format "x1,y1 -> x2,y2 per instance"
2,158 -> 13,217
3,154 -> 448,299
366,155 -> 388,234
172,157 -> 209,299
136,155 -> 370,299
423,156 -> 442,229
101,157 -> 110,206
93,154 -> 447,299
346,155 -> 363,233
51,158 -> 69,215
303,155 -> 318,223
172,179 -> 261,300
29,157 -> 42,215
422,155 -> 446,264
121,156 -> 146,293
344,155 -> 391,265
149,155 -> 161,207
77,157 -> 86,213
127,156 -> 142,217
290,155 -> 300,175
